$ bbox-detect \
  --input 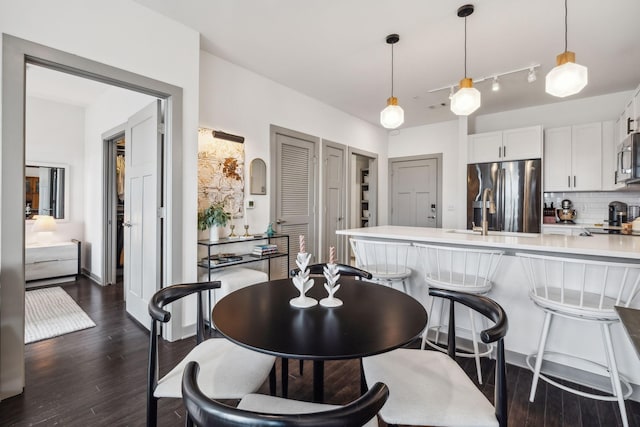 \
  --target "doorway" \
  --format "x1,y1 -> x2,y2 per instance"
1,35 -> 185,398
103,130 -> 126,287
347,148 -> 378,264
321,140 -> 346,263
389,154 -> 442,228
270,125 -> 319,266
